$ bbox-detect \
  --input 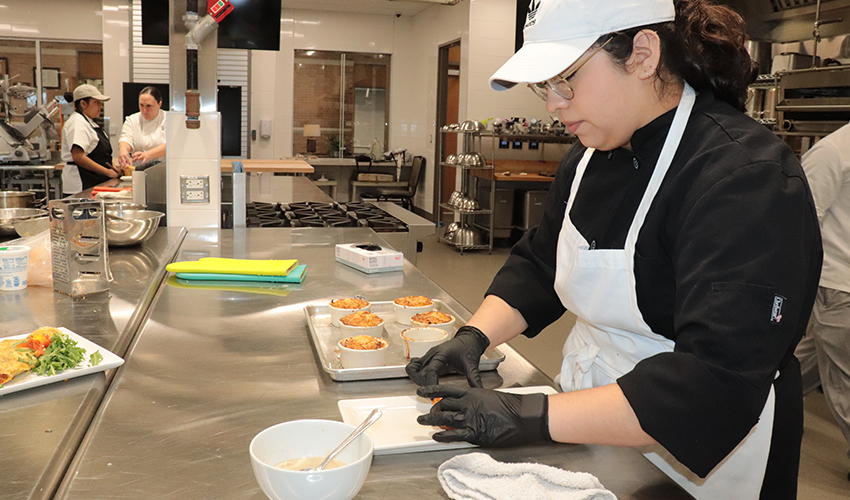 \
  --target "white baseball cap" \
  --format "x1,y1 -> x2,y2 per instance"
490,0 -> 675,91
73,84 -> 110,102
